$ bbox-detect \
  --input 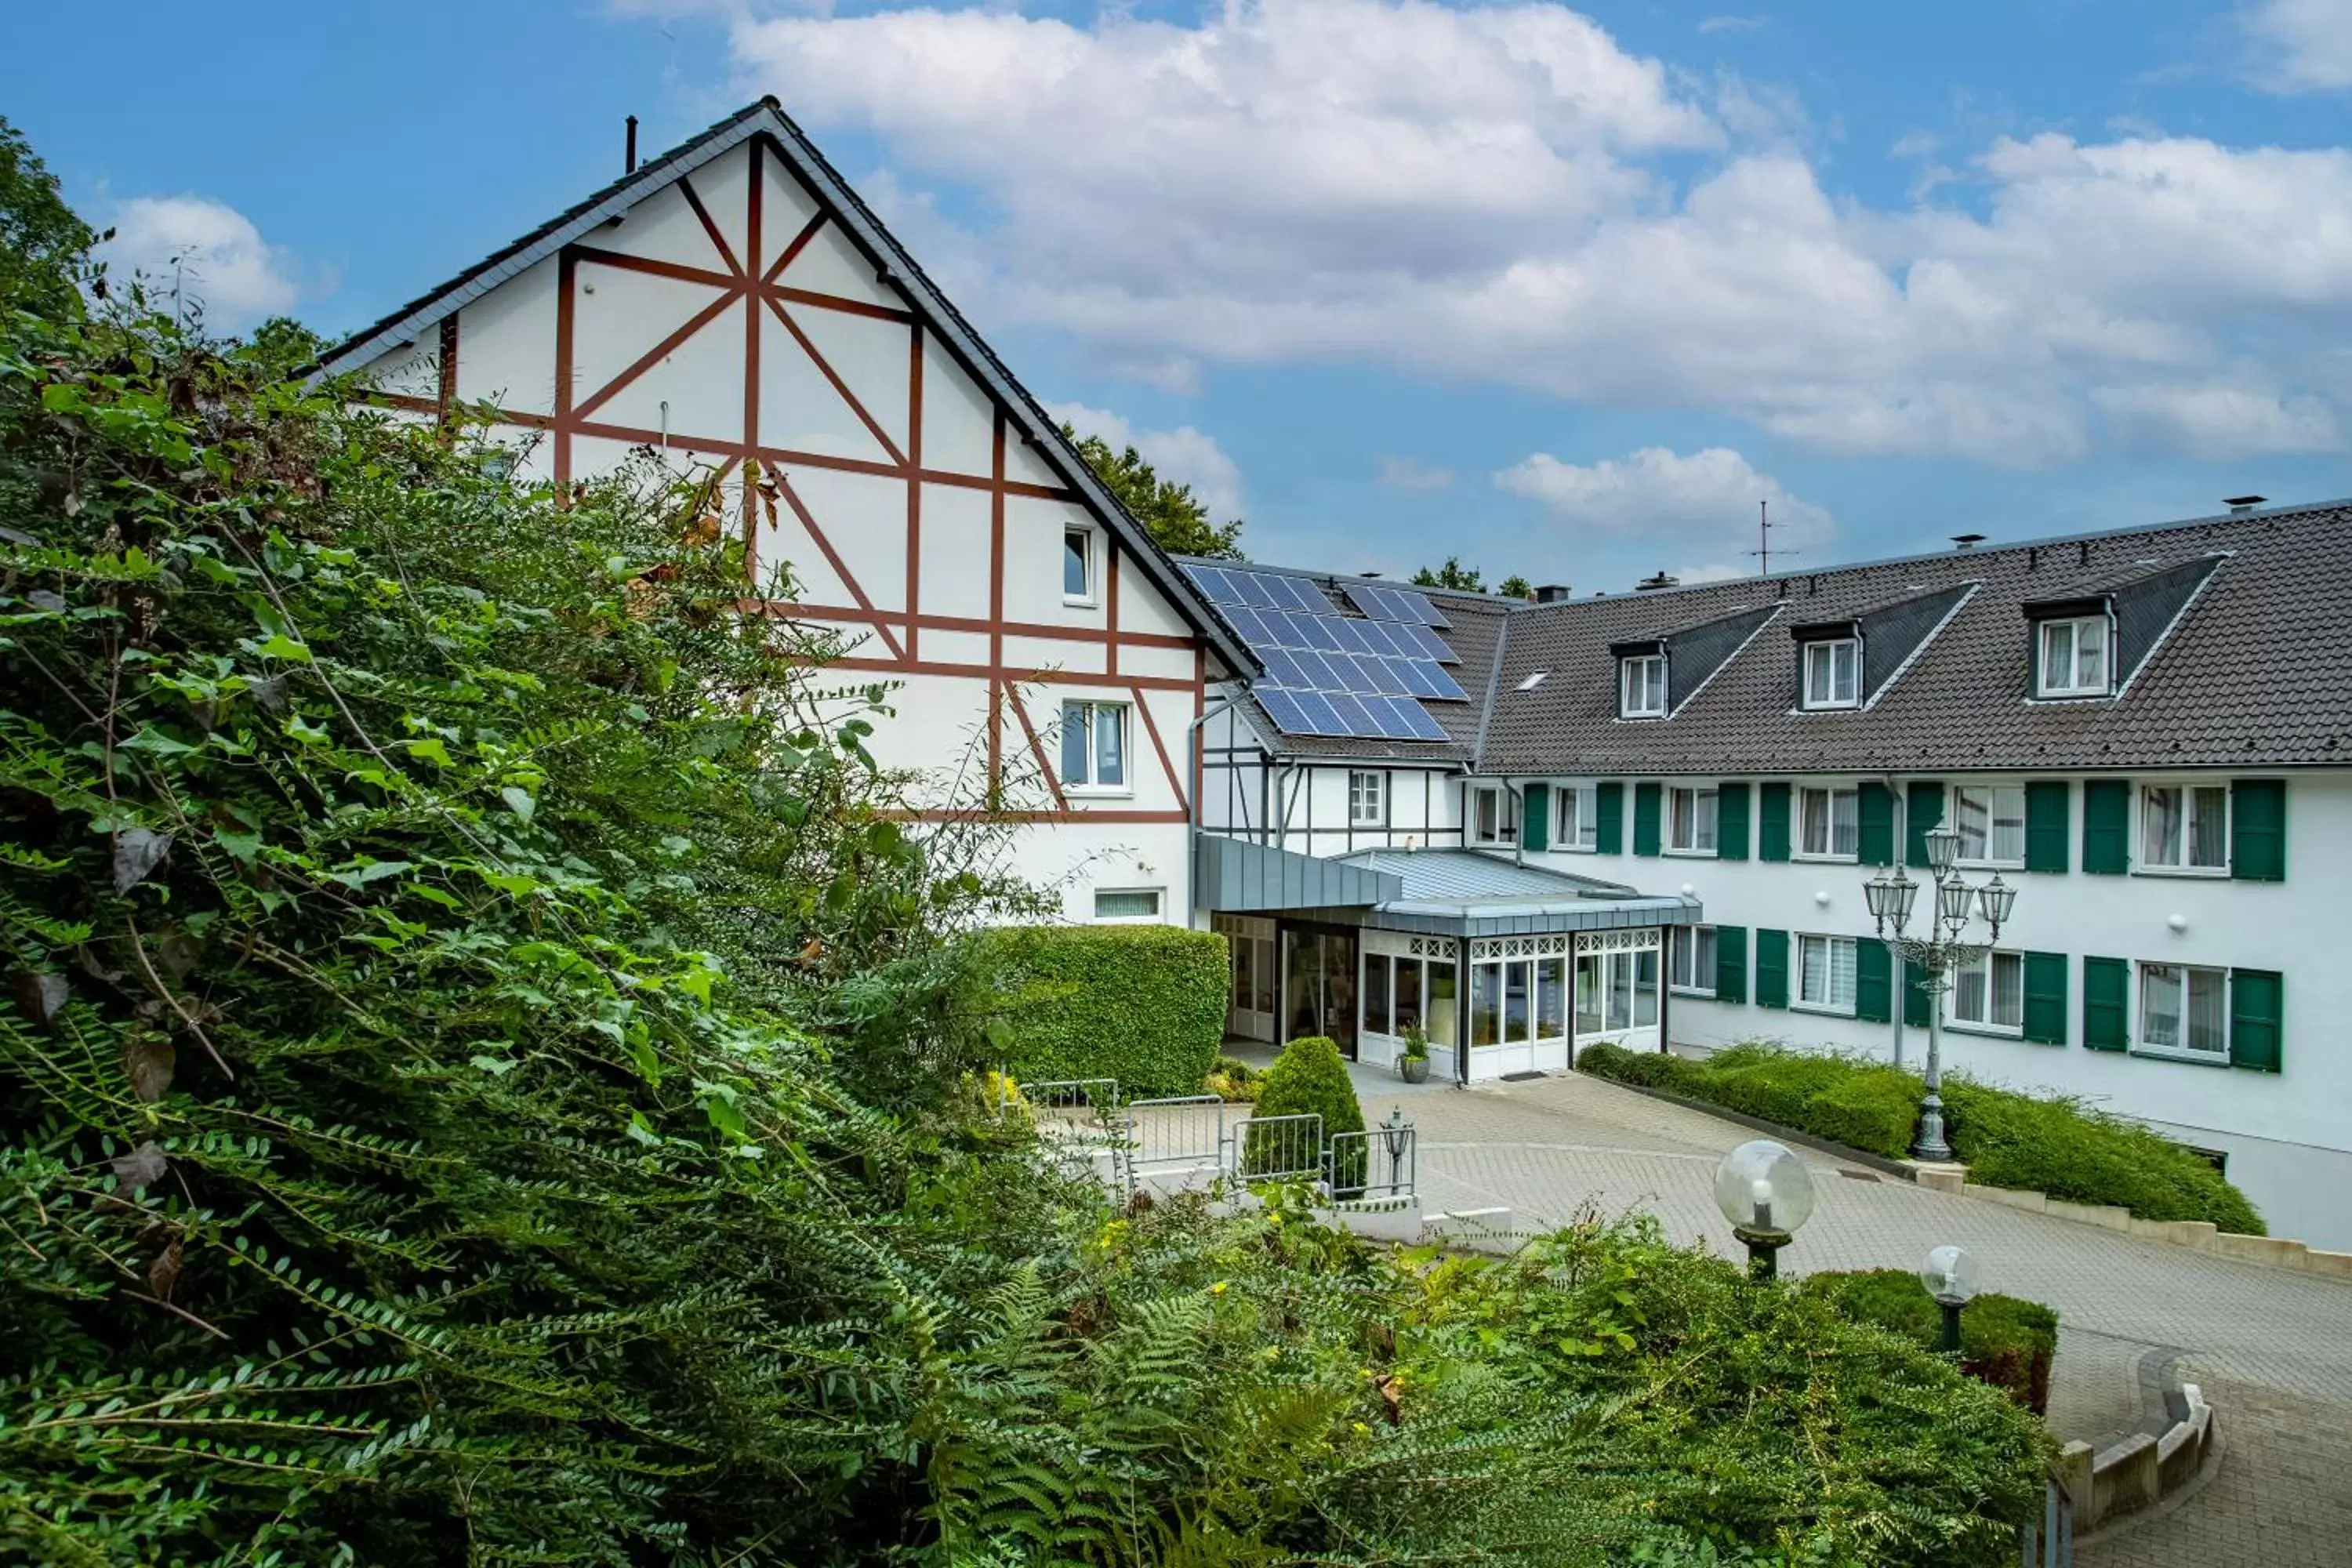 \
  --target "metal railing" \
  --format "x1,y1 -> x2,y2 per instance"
1014,1077 -> 1121,1134
1227,1112 -> 1325,1186
1330,1123 -> 1417,1202
1124,1095 -> 1228,1193
2020,1478 -> 2072,1567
